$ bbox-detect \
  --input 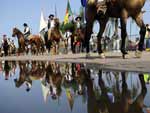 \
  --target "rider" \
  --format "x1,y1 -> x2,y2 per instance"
48,14 -> 55,40
75,16 -> 82,29
23,23 -> 31,42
